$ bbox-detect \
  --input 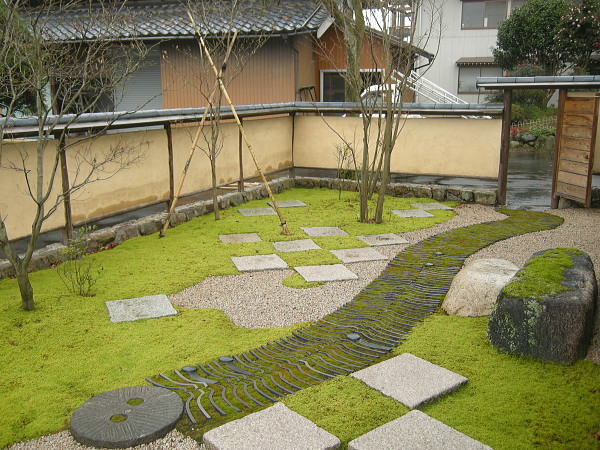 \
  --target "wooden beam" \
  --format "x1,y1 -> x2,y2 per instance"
497,88 -> 512,206
551,89 -> 568,208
